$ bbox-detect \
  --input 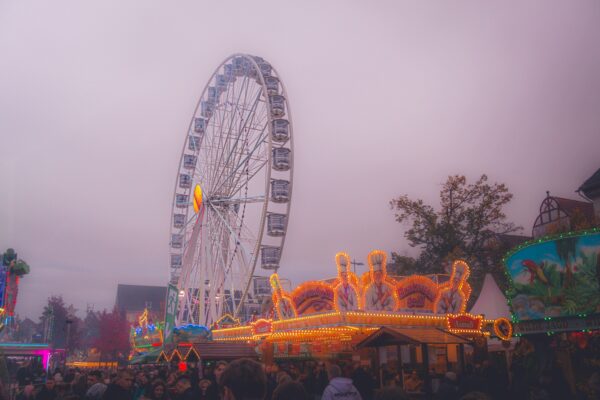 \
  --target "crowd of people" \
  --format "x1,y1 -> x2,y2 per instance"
6,356 -> 582,400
